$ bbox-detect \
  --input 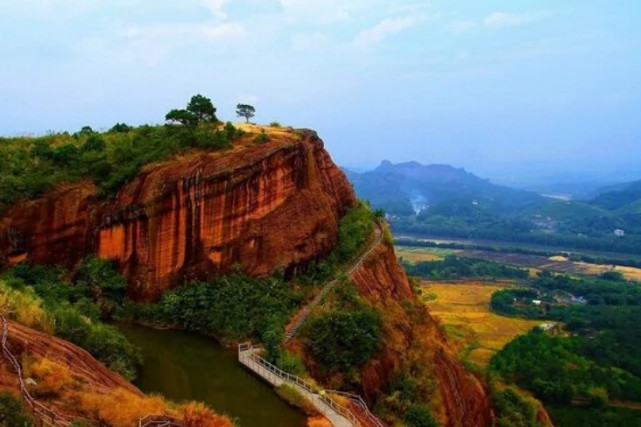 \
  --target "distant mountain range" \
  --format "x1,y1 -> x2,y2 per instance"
343,161 -> 541,216
344,161 -> 641,255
